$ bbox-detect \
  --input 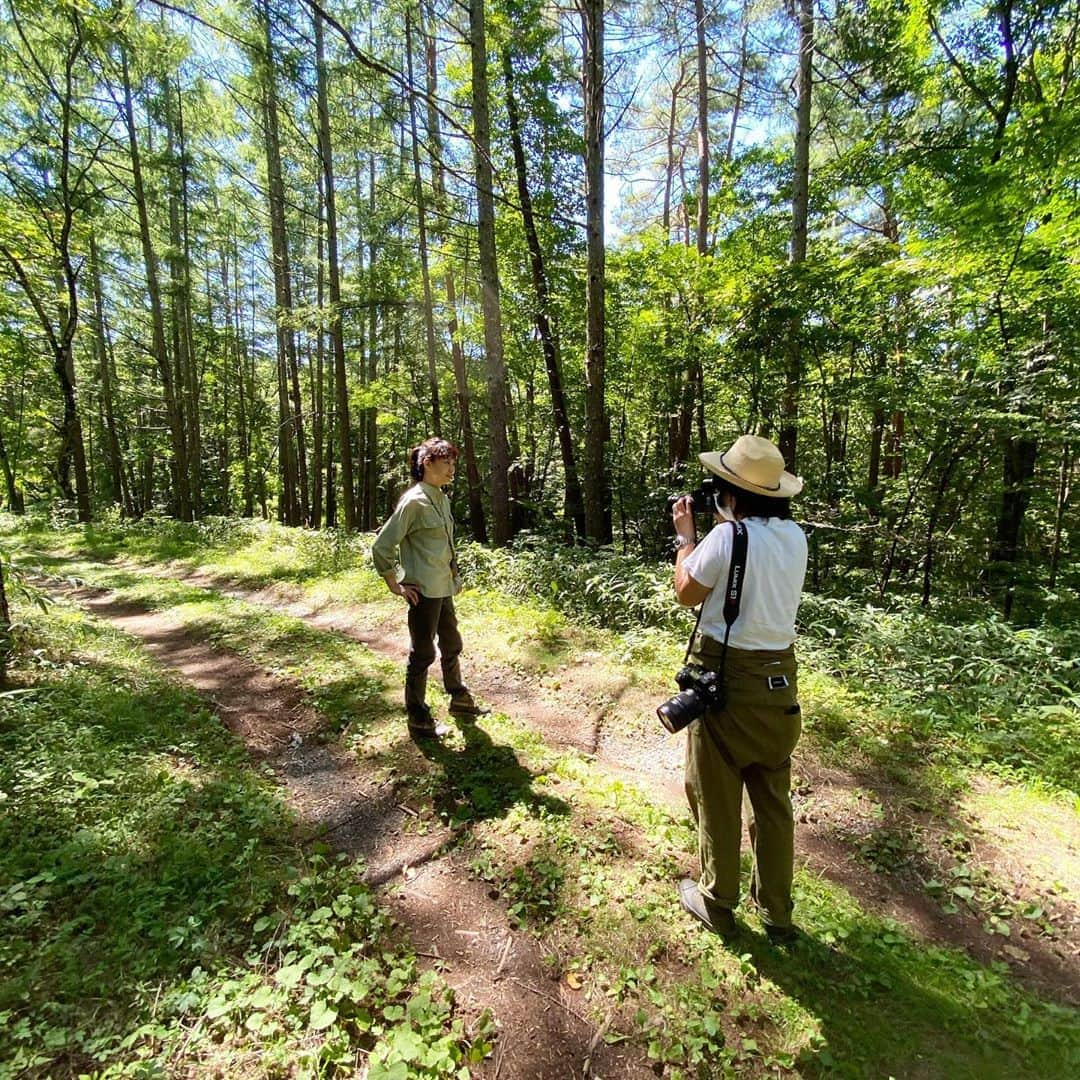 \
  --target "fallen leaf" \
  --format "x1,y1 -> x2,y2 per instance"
565,972 -> 583,990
